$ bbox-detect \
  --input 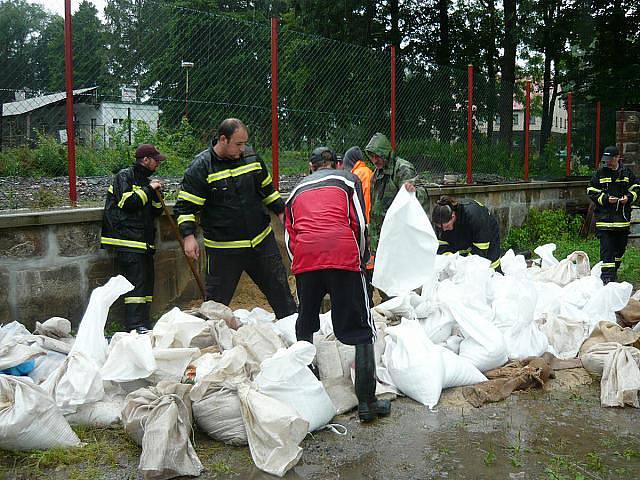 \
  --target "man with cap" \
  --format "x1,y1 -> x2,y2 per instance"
285,146 -> 391,422
587,146 -> 640,284
174,118 -> 296,319
100,144 -> 166,333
